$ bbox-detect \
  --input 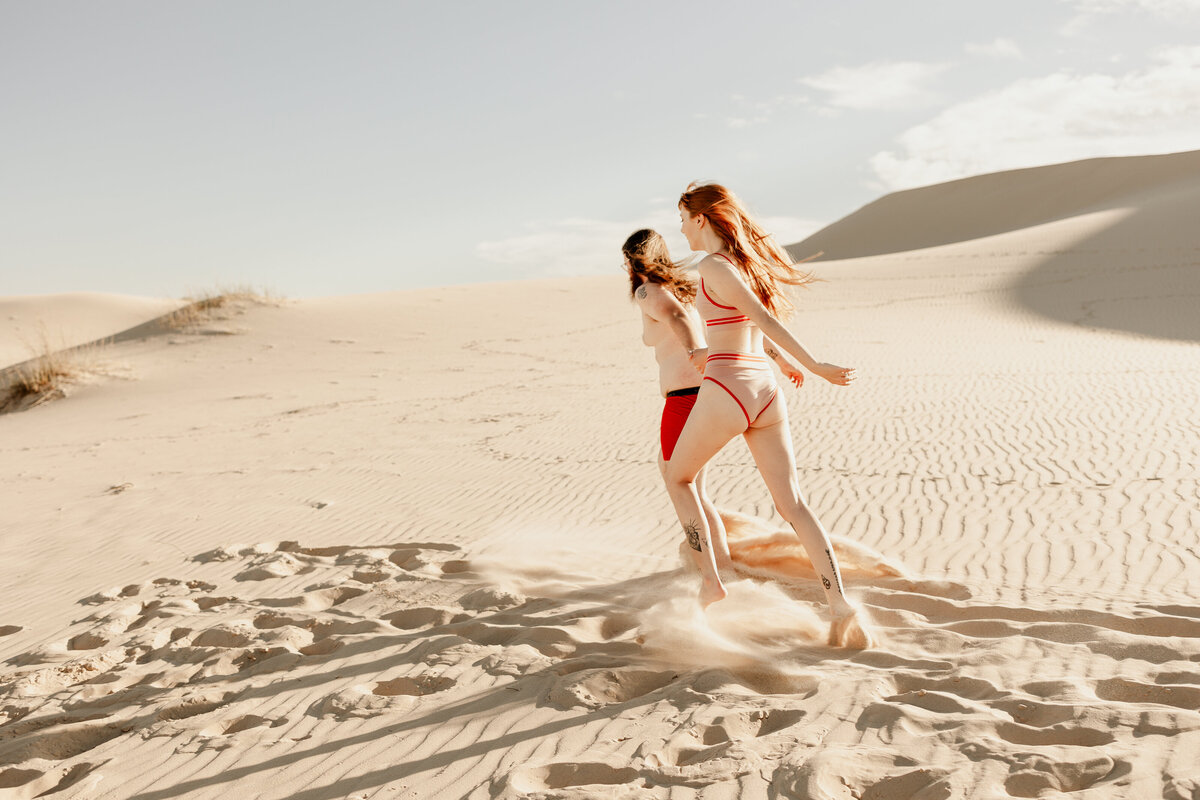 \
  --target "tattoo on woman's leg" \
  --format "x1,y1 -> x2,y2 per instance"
685,521 -> 702,552
824,548 -> 843,594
